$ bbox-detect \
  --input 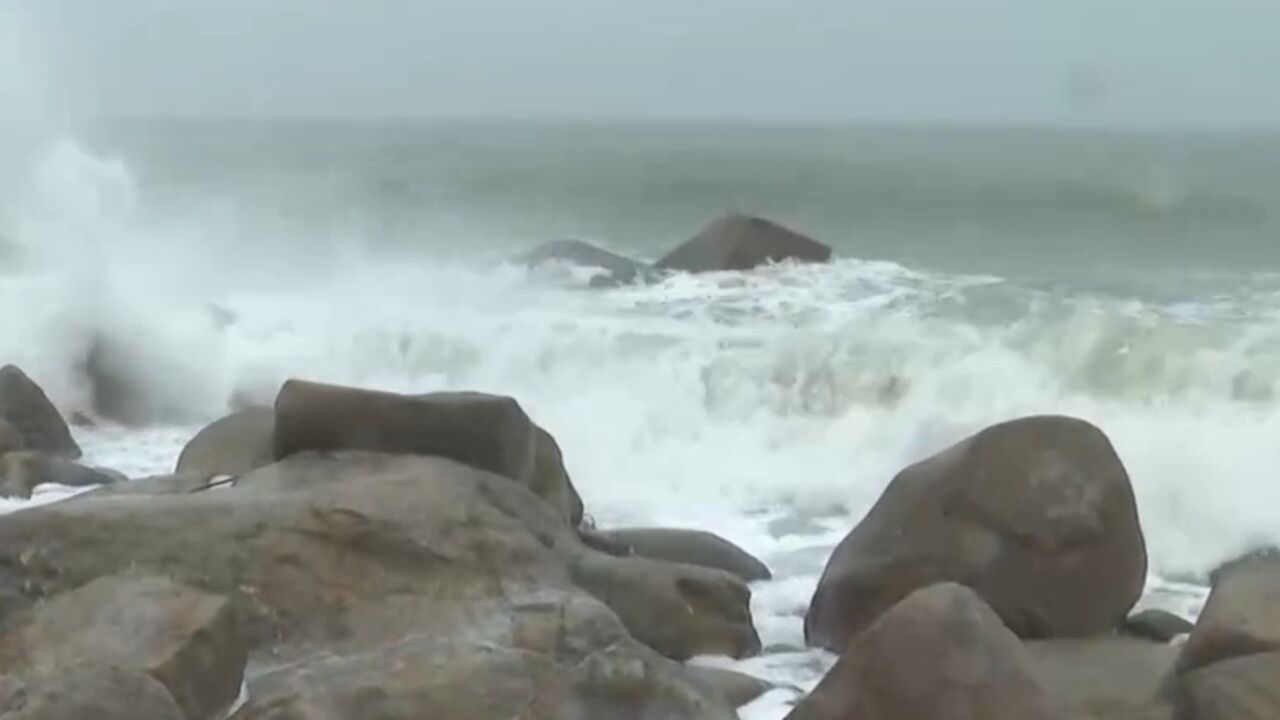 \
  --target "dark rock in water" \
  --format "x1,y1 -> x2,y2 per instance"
785,583 -> 1058,720
806,415 -> 1147,652
0,451 -> 123,499
683,665 -> 773,709
1123,609 -> 1195,643
656,213 -> 832,273
520,238 -> 654,287
1176,650 -> 1280,720
1176,548 -> 1280,676
0,665 -> 185,720
0,419 -> 23,456
176,406 -> 275,477
274,379 -> 583,526
0,575 -> 247,720
0,451 -> 756,714
1025,637 -> 1177,719
591,527 -> 772,582
0,365 -> 80,459
569,551 -> 761,661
